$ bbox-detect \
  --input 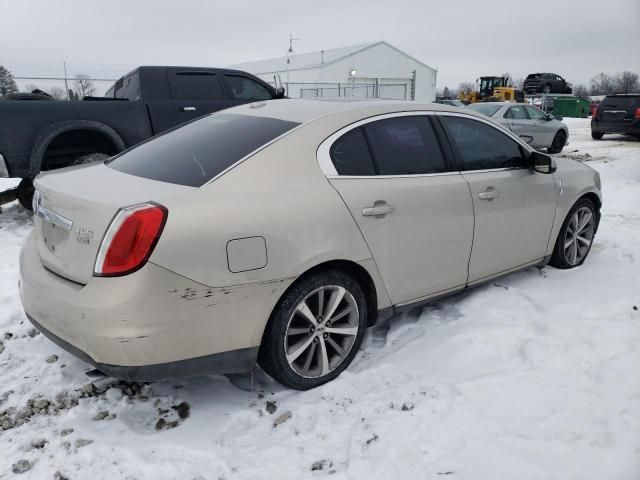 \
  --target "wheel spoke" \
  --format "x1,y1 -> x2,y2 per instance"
577,211 -> 593,233
324,286 -> 346,321
317,289 -> 324,319
318,337 -> 330,376
296,301 -> 318,327
326,336 -> 346,358
301,341 -> 317,374
328,305 -> 354,324
287,327 -> 311,336
571,240 -> 578,264
287,335 -> 315,363
326,325 -> 358,337
576,235 -> 591,246
564,238 -> 574,250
